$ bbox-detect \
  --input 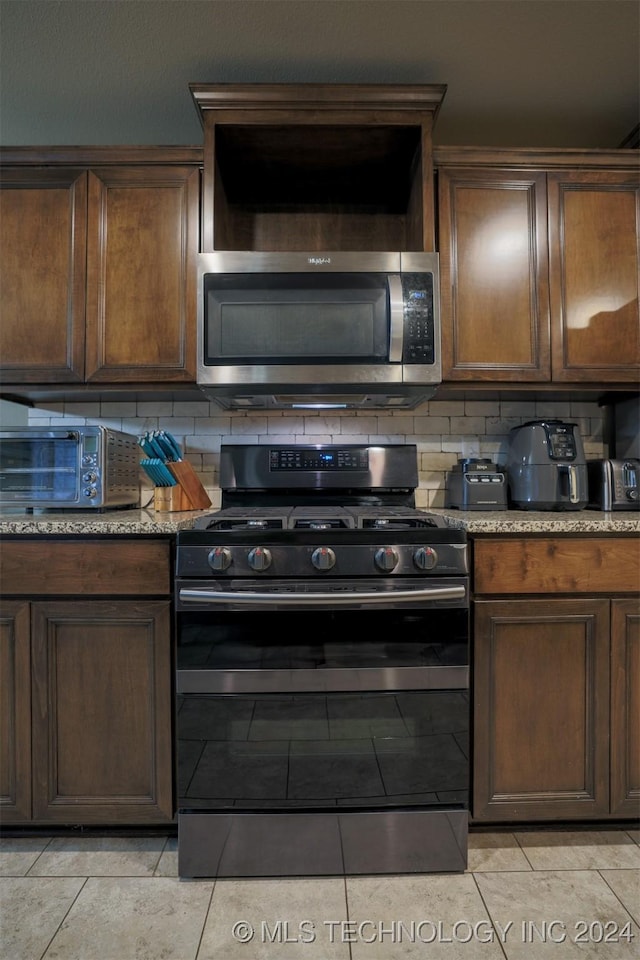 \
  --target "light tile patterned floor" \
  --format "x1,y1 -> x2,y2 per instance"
0,829 -> 638,959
